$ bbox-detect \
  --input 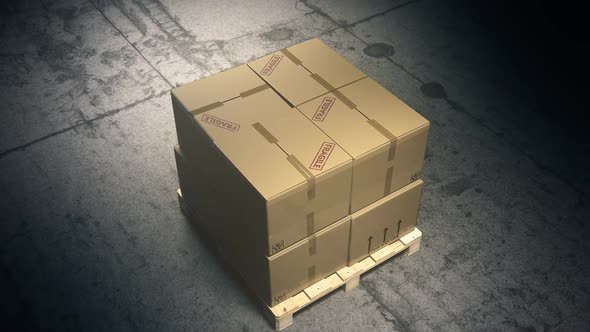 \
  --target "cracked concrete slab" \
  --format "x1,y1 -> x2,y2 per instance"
222,12 -> 337,64
293,287 -> 401,331
158,0 -> 313,42
304,0 -> 412,25
347,0 -> 590,194
93,0 -> 234,87
0,0 -> 170,153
